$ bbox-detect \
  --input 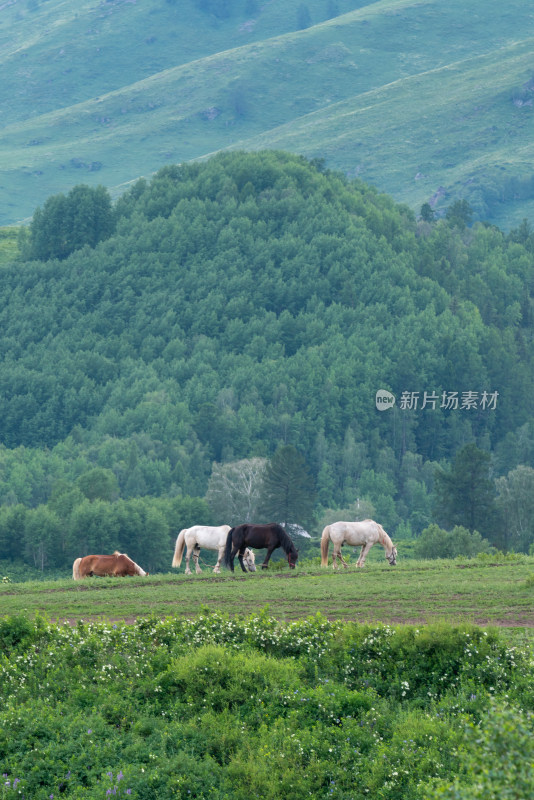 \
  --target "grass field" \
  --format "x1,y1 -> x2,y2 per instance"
2,557 -> 533,634
2,556 -> 533,798
0,227 -> 19,265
